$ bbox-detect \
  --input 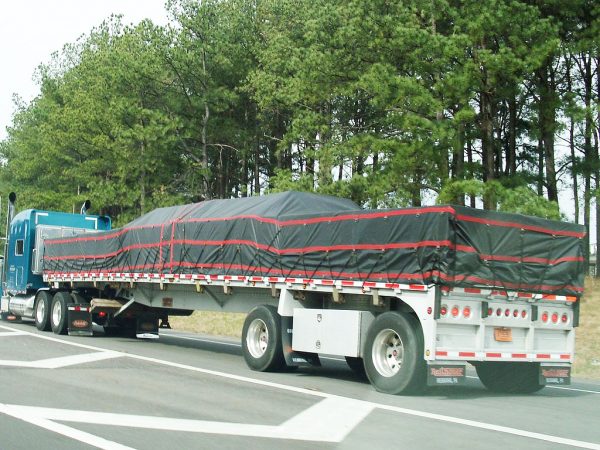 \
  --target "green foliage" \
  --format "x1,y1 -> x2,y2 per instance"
438,180 -> 562,220
0,0 -> 597,227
